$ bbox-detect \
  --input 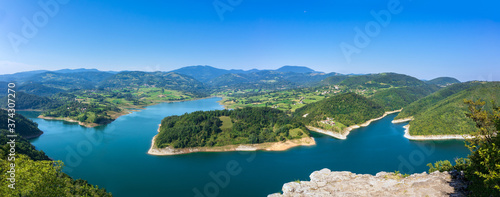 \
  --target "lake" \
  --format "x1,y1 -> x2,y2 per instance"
21,97 -> 470,197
